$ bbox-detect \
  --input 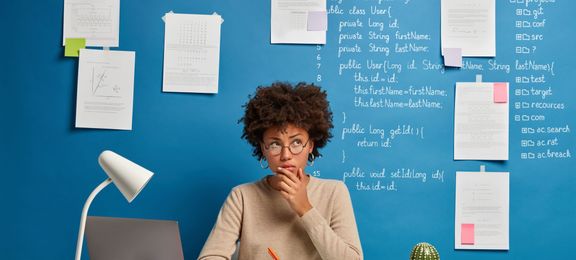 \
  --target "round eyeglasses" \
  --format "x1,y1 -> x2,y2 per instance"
263,139 -> 310,156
